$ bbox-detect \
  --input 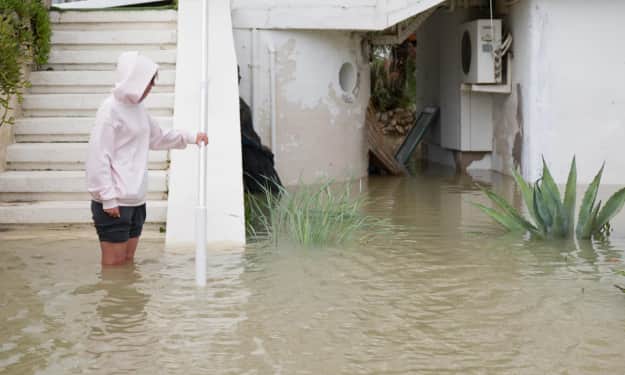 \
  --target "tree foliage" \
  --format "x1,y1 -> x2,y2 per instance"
0,0 -> 51,127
